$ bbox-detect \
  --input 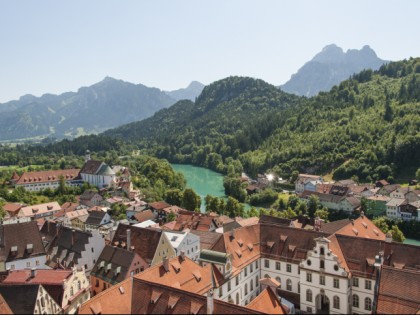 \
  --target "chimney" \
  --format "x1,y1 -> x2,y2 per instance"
206,288 -> 214,315
385,232 -> 392,243
351,219 -> 354,225
127,229 -> 131,251
163,257 -> 169,272
180,250 -> 185,261
71,229 -> 76,246
361,211 -> 365,218
30,268 -> 36,278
